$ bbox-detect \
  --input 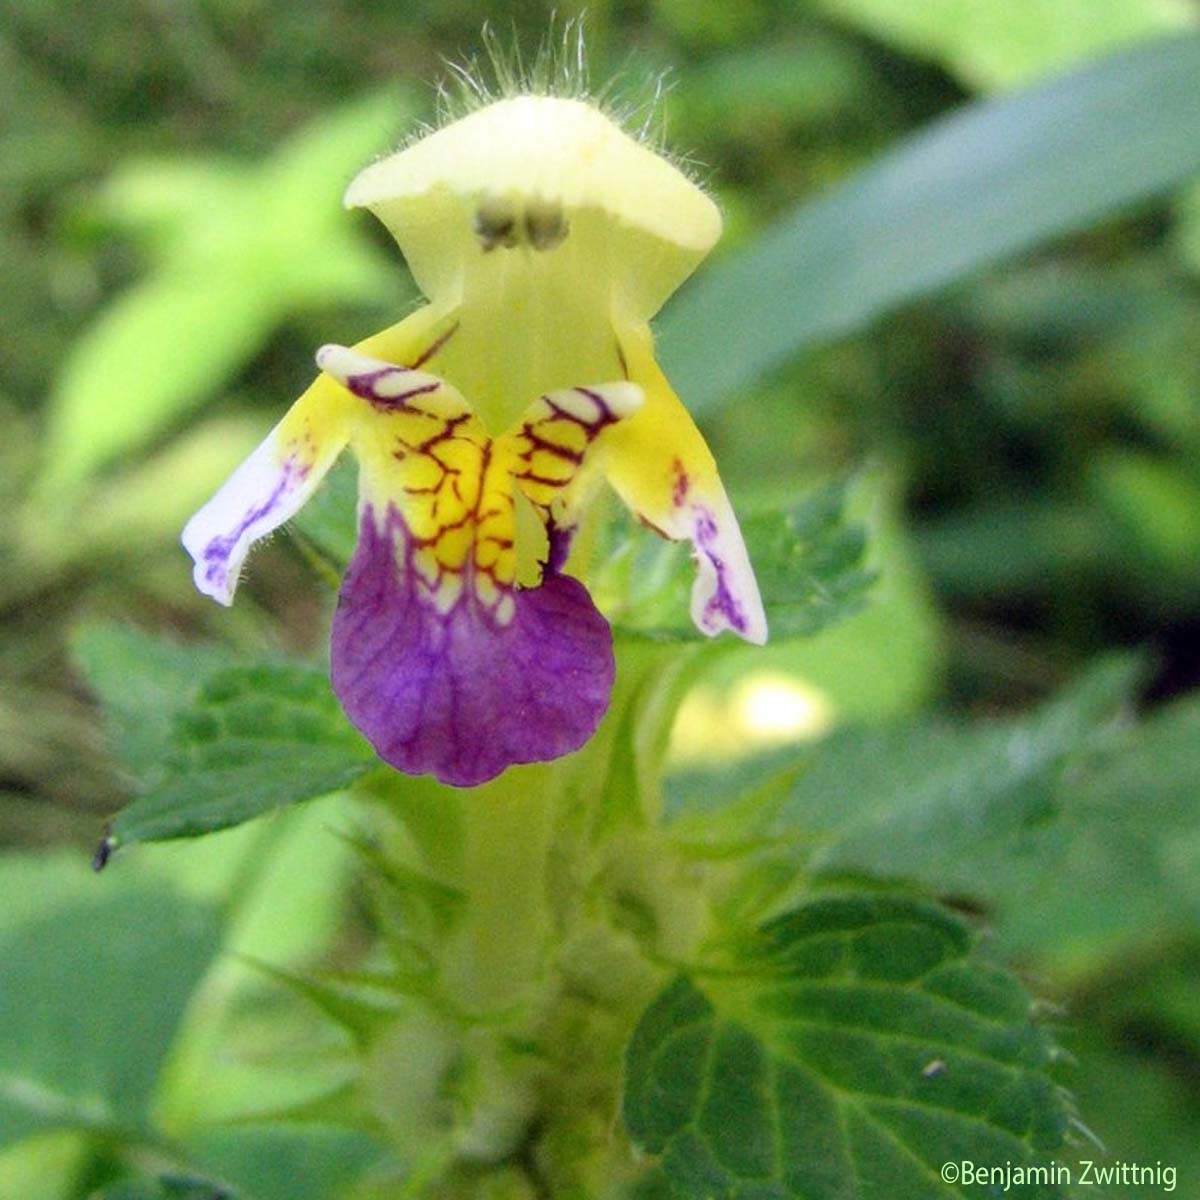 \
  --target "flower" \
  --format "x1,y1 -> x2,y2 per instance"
183,93 -> 766,787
